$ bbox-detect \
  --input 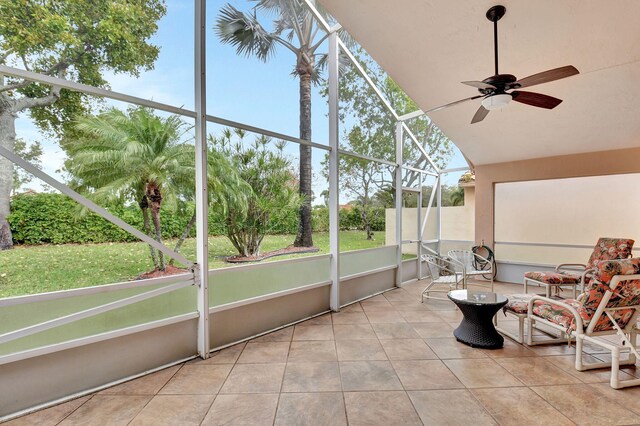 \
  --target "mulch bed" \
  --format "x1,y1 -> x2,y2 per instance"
135,264 -> 189,280
132,246 -> 320,279
226,245 -> 320,263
